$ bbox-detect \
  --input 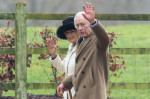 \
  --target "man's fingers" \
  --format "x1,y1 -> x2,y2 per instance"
57,86 -> 61,96
89,3 -> 92,8
83,5 -> 86,13
57,85 -> 65,96
86,2 -> 89,8
86,2 -> 92,9
82,13 -> 87,20
92,6 -> 95,11
60,87 -> 64,95
83,2 -> 94,13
